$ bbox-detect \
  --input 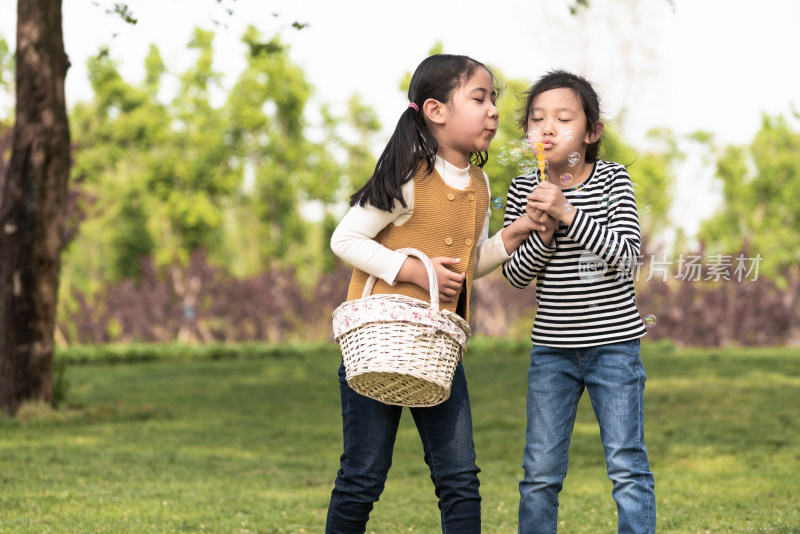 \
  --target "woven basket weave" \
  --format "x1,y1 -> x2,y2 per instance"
332,248 -> 471,407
